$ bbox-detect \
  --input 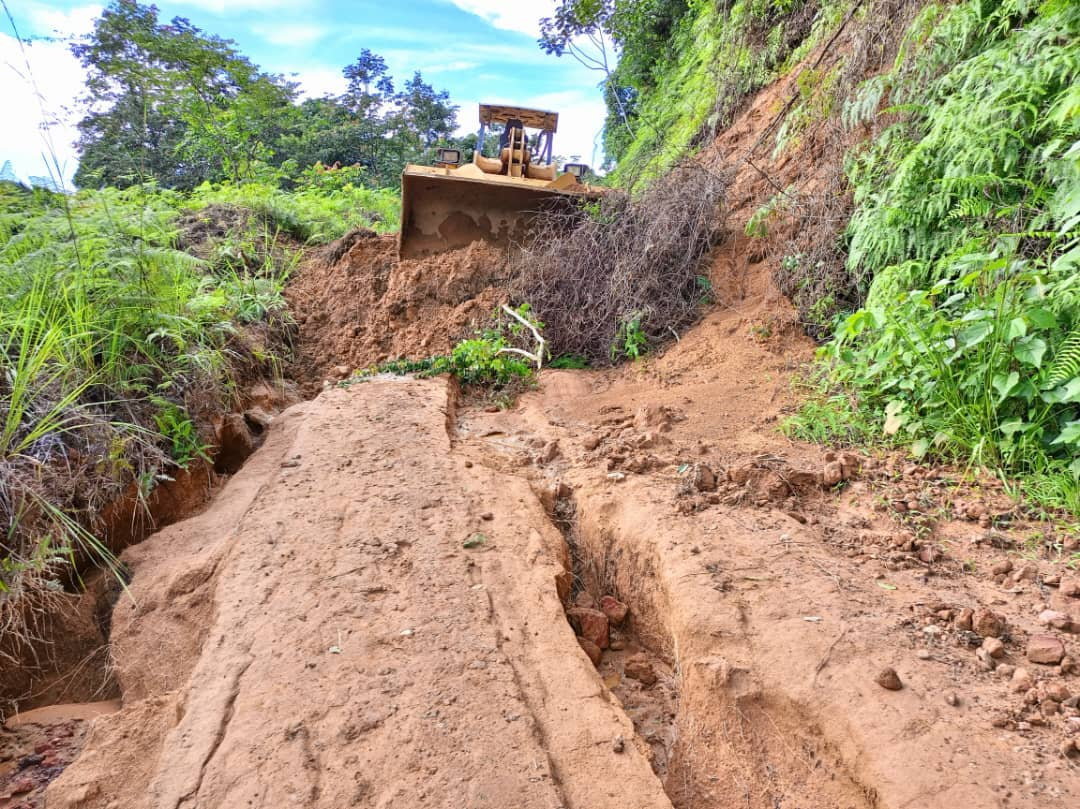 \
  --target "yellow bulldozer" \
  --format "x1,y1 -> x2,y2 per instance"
398,104 -> 595,258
